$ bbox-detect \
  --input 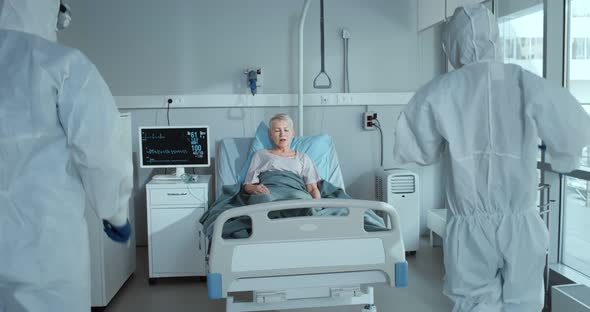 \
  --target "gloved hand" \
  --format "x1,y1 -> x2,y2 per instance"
103,219 -> 132,243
